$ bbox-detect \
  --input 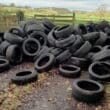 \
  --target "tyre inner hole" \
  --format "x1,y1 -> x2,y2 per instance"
93,64 -> 110,75
79,25 -> 87,34
78,81 -> 99,91
38,56 -> 49,66
25,41 -> 38,54
58,25 -> 69,31
62,65 -> 76,71
0,60 -> 6,64
16,71 -> 31,76
91,47 -> 101,53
